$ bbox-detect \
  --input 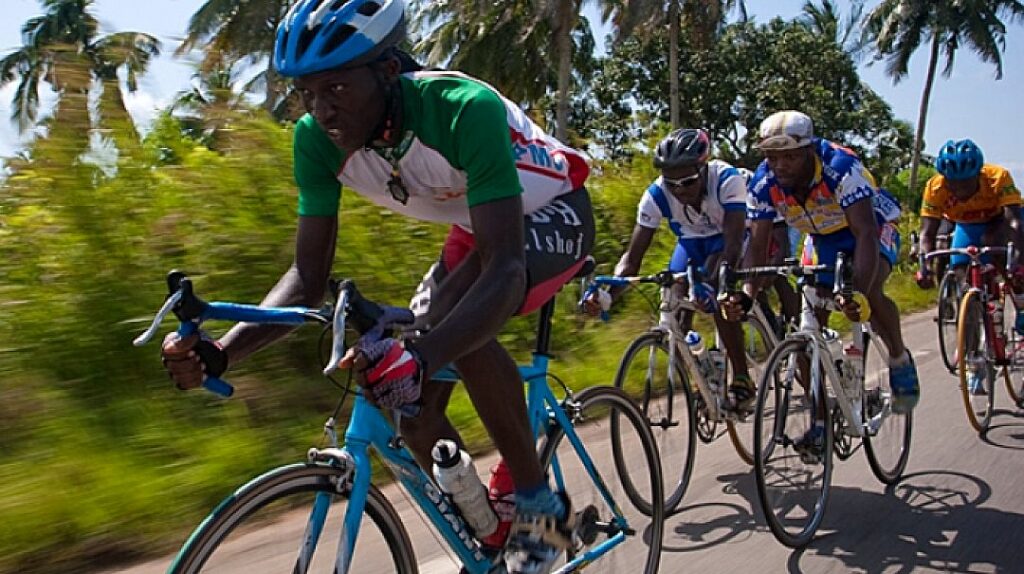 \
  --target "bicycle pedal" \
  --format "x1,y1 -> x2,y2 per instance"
575,505 -> 601,545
